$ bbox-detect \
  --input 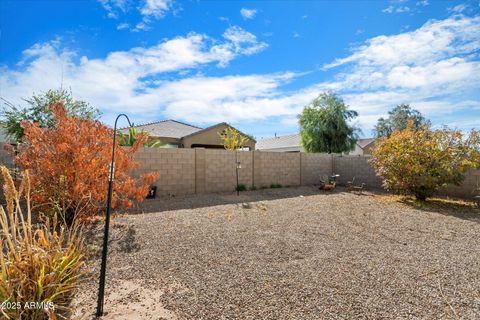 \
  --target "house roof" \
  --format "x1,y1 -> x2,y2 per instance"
256,134 -> 302,151
257,134 -> 375,152
182,122 -> 257,142
119,120 -> 202,139
357,138 -> 375,149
